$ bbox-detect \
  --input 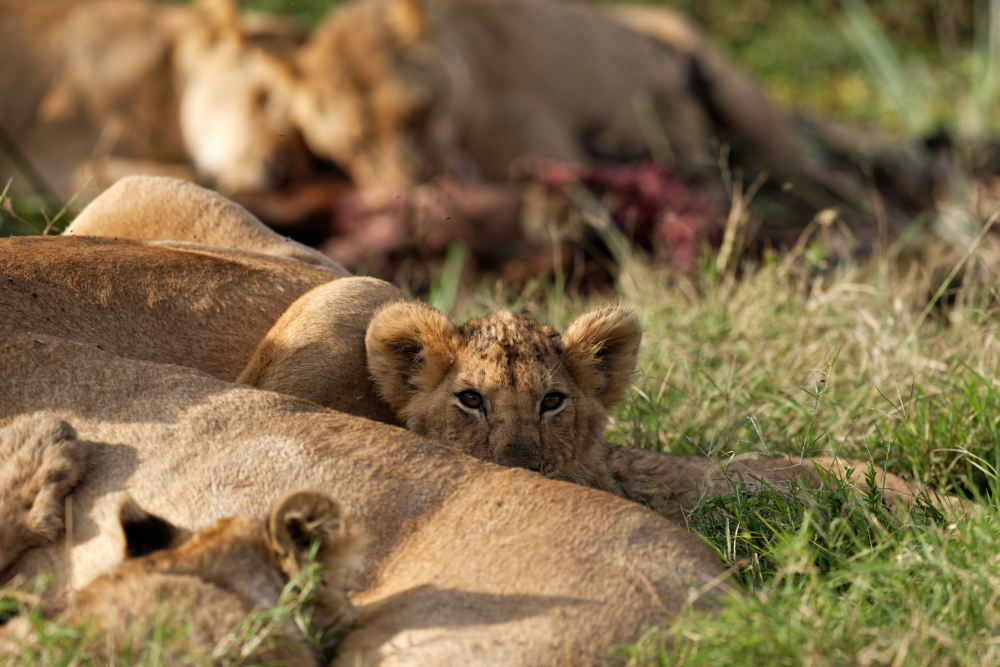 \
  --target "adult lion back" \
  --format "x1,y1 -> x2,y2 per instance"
0,235 -> 338,380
